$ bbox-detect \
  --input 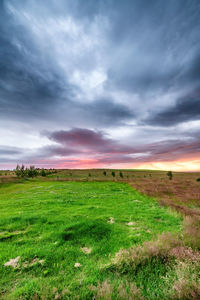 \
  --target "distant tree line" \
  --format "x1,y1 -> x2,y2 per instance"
15,165 -> 57,178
